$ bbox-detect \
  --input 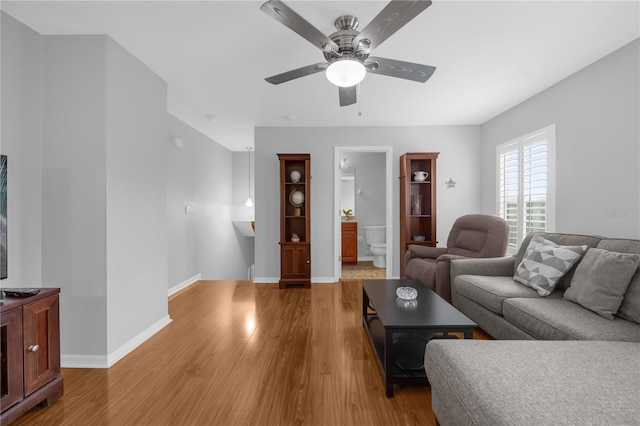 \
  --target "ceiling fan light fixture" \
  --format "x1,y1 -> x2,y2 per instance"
326,59 -> 366,87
